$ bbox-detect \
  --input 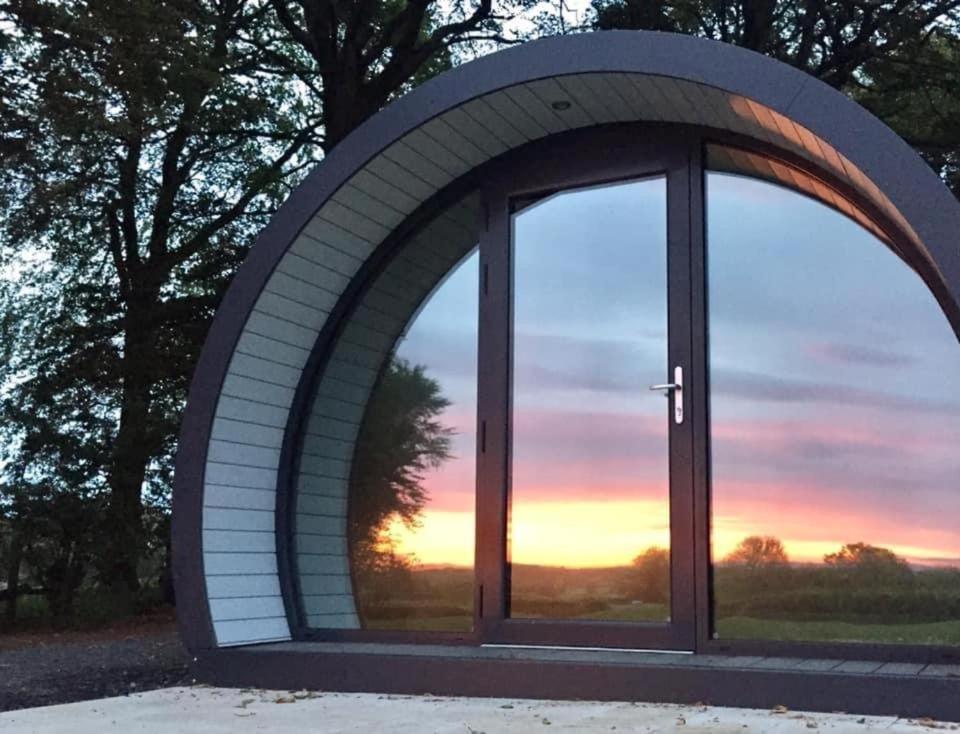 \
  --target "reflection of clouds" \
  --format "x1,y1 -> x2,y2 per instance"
399,327 -> 477,378
806,341 -> 915,368
514,331 -> 662,395
514,409 -> 666,462
708,173 -> 950,349
710,425 -> 960,560
711,414 -> 960,497
709,174 -> 960,569
711,367 -> 957,414
513,408 -> 669,504
515,178 -> 668,369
